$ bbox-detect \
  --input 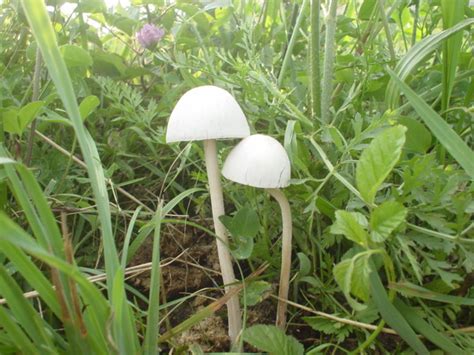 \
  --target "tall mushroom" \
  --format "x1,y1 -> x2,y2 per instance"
166,85 -> 249,343
222,134 -> 293,329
